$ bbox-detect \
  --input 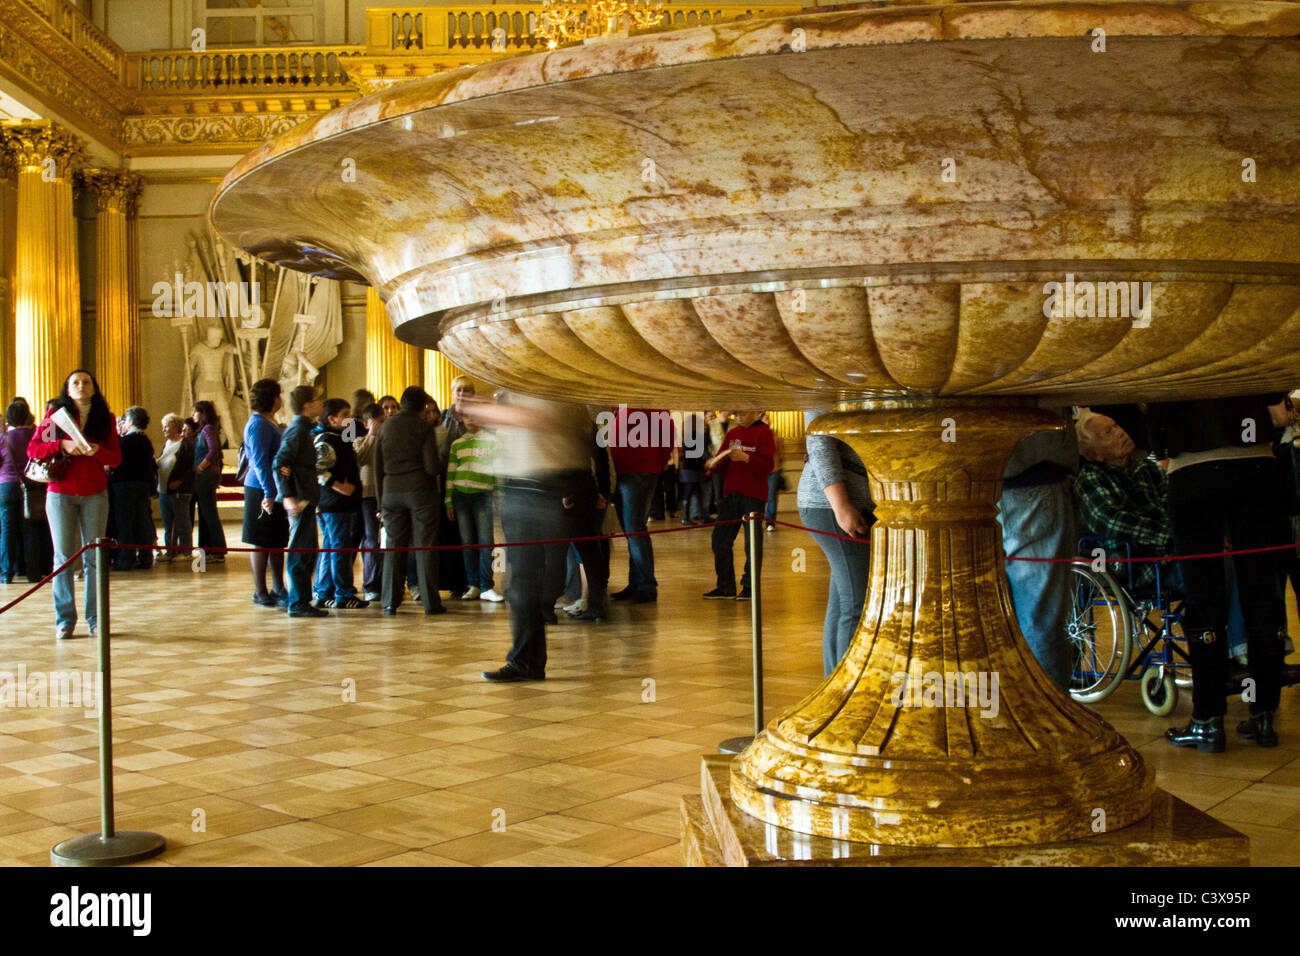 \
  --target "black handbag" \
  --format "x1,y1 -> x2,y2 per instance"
22,478 -> 47,520
235,441 -> 250,484
23,452 -> 71,484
